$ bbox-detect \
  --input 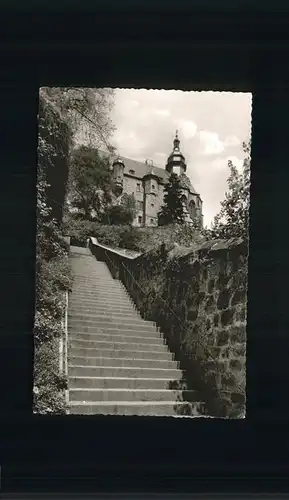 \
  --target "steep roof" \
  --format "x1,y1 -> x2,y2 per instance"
119,155 -> 169,183
99,150 -> 198,194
